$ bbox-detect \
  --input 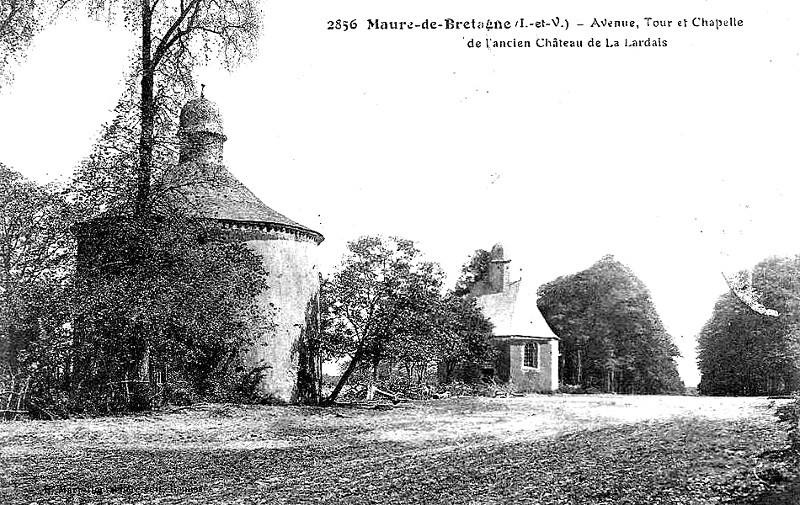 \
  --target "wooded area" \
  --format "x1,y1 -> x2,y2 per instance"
537,255 -> 685,395
698,257 -> 800,396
